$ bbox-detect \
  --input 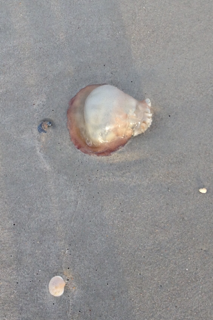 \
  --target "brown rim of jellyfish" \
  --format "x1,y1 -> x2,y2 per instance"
67,84 -> 130,156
